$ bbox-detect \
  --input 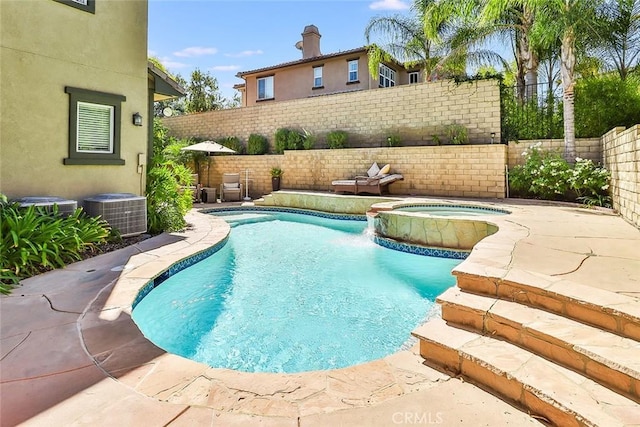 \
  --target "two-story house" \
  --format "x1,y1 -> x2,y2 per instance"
234,25 -> 422,107
0,0 -> 184,203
